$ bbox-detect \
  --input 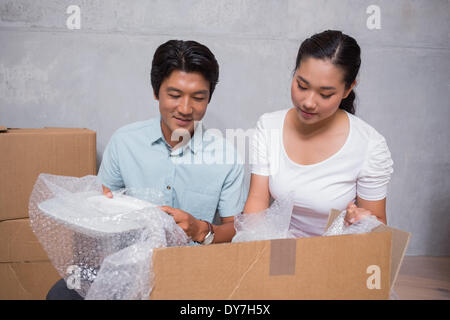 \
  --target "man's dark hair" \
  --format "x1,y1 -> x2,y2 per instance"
151,40 -> 219,102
